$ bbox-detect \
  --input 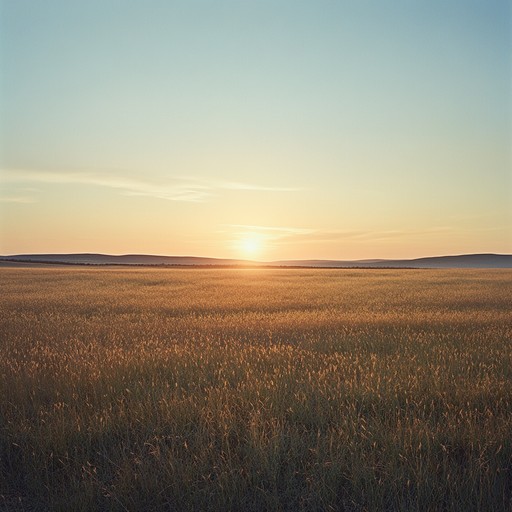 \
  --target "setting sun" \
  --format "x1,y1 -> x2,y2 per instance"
239,235 -> 264,258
